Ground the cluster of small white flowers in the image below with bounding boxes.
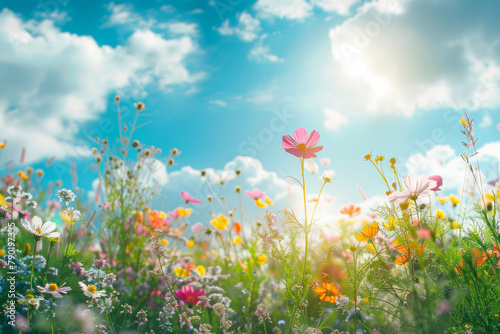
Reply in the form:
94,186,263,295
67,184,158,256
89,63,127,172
336,295,350,310
6,186,36,207
56,188,76,206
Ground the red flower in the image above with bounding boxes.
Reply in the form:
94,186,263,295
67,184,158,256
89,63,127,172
174,285,205,305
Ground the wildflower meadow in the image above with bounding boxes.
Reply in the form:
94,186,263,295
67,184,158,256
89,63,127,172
2,1,500,333
2,103,500,334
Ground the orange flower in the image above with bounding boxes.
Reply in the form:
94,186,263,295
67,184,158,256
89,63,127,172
455,260,465,275
393,240,425,265
472,248,488,267
233,222,241,234
340,203,361,216
151,216,165,230
312,282,342,303
355,222,379,242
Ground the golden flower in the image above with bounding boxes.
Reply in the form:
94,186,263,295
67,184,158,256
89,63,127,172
434,209,446,220
196,265,206,276
211,214,229,230
256,254,268,265
17,171,29,180
313,282,342,303
449,194,460,206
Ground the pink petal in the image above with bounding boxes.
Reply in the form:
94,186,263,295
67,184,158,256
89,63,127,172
281,135,297,149
306,130,320,148
284,147,306,158
293,128,309,144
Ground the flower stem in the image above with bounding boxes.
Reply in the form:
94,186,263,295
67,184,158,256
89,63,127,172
30,238,38,292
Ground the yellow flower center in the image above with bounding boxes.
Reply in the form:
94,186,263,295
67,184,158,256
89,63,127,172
48,284,58,291
35,228,42,234
25,294,34,300
297,143,307,151
87,285,97,294
188,296,196,302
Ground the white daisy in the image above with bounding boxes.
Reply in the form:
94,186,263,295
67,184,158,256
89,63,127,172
79,282,106,299
21,216,60,239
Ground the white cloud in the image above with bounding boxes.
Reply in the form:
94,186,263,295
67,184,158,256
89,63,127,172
38,10,70,24
209,100,228,107
164,21,198,36
217,11,261,42
0,9,204,164
249,35,283,63
405,142,500,193
311,0,359,15
188,9,203,15
216,12,281,63
162,156,303,217
480,112,493,127
104,2,142,26
329,0,500,116
254,0,312,20
105,3,198,37
323,108,349,131
161,5,175,13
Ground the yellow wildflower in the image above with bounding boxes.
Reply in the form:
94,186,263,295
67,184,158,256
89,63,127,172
255,199,267,208
177,208,193,217
257,254,268,265
434,209,446,220
449,194,460,206
437,197,448,204
196,265,206,276
211,214,229,230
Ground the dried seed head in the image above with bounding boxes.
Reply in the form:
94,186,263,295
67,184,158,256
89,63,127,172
134,102,145,111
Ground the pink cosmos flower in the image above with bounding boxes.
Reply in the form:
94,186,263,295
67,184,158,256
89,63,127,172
37,282,72,298
282,128,323,159
181,191,202,204
174,285,205,305
417,228,432,239
429,175,443,191
245,188,265,200
191,222,203,233
167,210,180,220
388,175,438,204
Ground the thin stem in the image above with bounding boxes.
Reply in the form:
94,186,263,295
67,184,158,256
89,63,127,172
30,238,38,292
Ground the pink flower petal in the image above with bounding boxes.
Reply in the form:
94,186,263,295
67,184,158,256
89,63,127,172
281,135,297,149
306,130,320,148
293,128,309,144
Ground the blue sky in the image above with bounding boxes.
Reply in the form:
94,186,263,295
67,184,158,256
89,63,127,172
1,0,500,216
